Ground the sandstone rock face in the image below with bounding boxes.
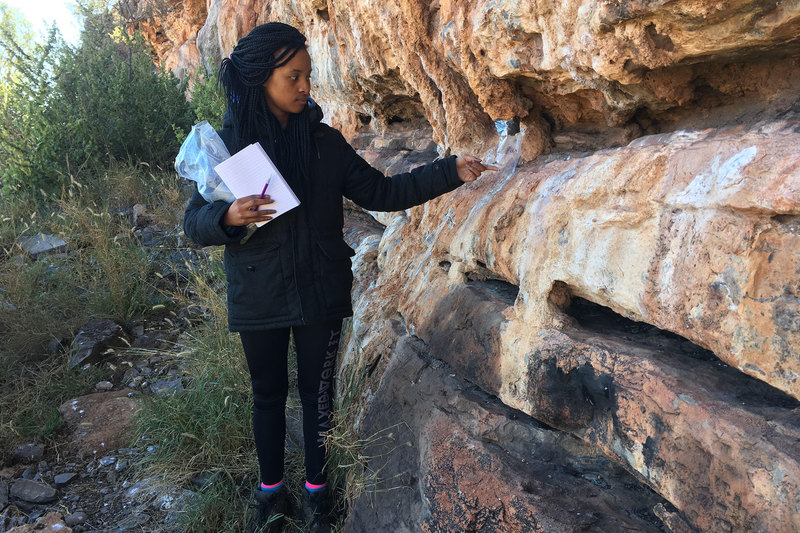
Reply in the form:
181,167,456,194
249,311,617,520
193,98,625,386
142,1,799,531
339,119,799,532
344,335,674,533
140,0,799,153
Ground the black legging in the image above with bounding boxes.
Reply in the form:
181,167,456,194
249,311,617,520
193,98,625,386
240,320,342,486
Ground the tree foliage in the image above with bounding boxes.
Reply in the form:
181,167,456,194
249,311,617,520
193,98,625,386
0,2,194,198
189,64,227,131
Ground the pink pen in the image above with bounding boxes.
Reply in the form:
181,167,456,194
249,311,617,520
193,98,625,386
260,180,270,198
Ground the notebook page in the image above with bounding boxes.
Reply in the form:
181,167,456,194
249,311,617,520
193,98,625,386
214,142,300,226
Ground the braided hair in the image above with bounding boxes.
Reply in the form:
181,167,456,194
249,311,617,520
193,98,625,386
219,23,312,196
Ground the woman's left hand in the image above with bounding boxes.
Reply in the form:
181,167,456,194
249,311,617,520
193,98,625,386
455,155,498,183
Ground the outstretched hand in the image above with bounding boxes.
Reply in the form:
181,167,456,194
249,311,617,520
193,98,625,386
222,195,277,227
455,155,498,183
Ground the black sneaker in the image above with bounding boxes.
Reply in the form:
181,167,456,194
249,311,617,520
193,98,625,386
247,485,290,533
301,485,331,533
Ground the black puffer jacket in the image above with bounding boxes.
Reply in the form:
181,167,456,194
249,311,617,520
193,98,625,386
183,103,463,331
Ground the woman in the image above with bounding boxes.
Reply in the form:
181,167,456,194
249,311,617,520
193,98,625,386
183,22,495,532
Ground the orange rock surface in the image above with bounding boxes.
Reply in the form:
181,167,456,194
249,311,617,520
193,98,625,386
138,1,800,530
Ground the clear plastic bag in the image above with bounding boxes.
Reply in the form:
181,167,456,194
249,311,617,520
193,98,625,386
175,121,236,203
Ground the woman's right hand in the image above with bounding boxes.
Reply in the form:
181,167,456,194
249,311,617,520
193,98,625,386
222,195,277,226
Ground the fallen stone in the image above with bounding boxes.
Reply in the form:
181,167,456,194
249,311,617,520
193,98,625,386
132,203,154,228
95,381,114,391
53,473,77,487
57,390,141,460
159,249,208,282
5,512,73,532
0,508,26,530
112,206,133,221
149,378,183,396
114,508,150,530
162,489,196,530
10,479,57,504
68,319,130,368
134,225,165,246
64,511,88,527
12,444,43,463
18,234,67,257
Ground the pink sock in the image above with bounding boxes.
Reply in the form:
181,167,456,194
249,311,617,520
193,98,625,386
260,479,284,492
305,480,326,492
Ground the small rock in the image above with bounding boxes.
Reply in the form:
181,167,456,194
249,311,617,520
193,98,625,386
149,378,183,396
65,511,88,527
122,367,141,380
1,505,24,529
95,381,114,391
12,444,44,463
7,511,74,532
18,233,68,257
10,479,57,504
162,489,196,531
189,472,214,489
134,362,152,375
132,204,154,228
21,468,35,480
98,456,116,467
68,318,130,368
54,473,77,487
115,460,128,471
115,509,150,529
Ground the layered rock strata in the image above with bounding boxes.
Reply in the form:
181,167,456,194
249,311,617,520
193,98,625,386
340,120,800,532
134,0,800,530
139,0,800,154
343,335,673,533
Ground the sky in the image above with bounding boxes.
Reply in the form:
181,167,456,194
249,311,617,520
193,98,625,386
3,0,81,44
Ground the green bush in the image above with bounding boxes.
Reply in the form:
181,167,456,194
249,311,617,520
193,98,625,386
0,8,194,198
190,64,227,130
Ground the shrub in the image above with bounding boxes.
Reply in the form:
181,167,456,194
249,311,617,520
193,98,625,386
0,8,194,198
190,64,227,130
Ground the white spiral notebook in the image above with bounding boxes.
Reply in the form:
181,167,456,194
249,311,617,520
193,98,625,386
214,142,300,226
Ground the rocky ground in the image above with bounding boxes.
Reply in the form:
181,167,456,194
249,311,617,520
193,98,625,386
0,208,213,533
0,314,205,533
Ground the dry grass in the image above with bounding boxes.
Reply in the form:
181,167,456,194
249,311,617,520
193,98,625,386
0,163,188,456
